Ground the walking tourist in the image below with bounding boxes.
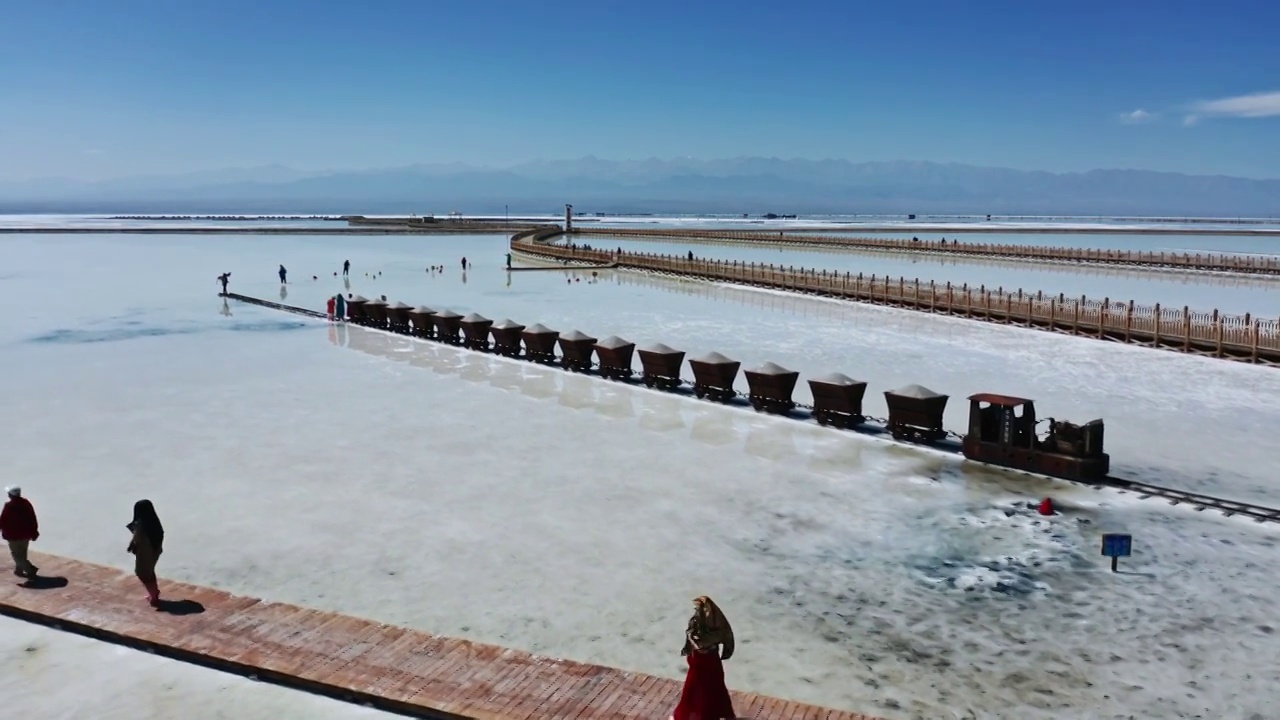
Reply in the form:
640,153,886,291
278,264,287,284
217,272,231,295
1,486,40,579
343,259,350,276
126,499,165,606
670,595,736,720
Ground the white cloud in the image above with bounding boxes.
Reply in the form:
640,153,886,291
1119,109,1156,124
1189,90,1280,120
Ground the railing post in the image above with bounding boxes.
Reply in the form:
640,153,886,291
1183,306,1191,351
1214,309,1223,357
1153,303,1162,347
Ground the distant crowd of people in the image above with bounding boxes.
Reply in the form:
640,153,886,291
215,253,543,300
3,487,167,607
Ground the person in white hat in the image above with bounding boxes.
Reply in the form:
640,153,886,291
1,486,40,579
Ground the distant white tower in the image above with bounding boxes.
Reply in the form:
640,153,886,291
565,204,573,232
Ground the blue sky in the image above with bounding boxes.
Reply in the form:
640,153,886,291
2,0,1278,181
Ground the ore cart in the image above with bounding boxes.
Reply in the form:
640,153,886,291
744,362,799,415
883,383,949,442
807,372,868,428
689,351,740,403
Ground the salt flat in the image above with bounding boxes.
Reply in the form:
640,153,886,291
1,231,1278,720
0,615,381,720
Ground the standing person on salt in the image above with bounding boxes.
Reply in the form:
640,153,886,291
670,595,737,720
126,499,165,607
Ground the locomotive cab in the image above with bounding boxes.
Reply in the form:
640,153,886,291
968,393,1038,449
962,393,1110,483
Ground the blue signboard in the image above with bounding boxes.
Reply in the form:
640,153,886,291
1101,533,1132,558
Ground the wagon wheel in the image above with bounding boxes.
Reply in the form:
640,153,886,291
750,398,763,412
694,386,706,399
815,411,830,426
643,377,655,388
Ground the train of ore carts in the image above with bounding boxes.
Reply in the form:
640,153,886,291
336,293,1112,484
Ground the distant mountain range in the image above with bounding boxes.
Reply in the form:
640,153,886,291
3,157,1279,217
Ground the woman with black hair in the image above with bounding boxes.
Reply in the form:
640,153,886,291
127,499,165,606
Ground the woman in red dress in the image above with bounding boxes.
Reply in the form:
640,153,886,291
671,595,737,720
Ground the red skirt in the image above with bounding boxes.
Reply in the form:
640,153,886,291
671,650,736,720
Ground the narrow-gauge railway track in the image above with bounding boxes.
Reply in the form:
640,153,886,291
225,292,1280,526
1101,478,1280,523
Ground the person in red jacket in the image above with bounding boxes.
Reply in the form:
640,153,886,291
1,486,40,579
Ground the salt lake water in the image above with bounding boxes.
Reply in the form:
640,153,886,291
2,229,1279,720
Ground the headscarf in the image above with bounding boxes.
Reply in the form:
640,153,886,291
132,499,164,552
682,595,735,660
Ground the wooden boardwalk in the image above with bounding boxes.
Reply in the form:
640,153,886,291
1,553,882,720
572,226,1280,275
511,230,1280,366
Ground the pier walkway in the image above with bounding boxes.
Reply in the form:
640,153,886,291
2,553,880,720
511,229,1280,367
570,227,1280,276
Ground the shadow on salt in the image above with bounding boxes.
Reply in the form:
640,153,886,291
559,372,597,411
460,353,492,384
744,421,800,462
638,392,687,434
594,384,636,420
30,317,311,345
689,407,737,447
